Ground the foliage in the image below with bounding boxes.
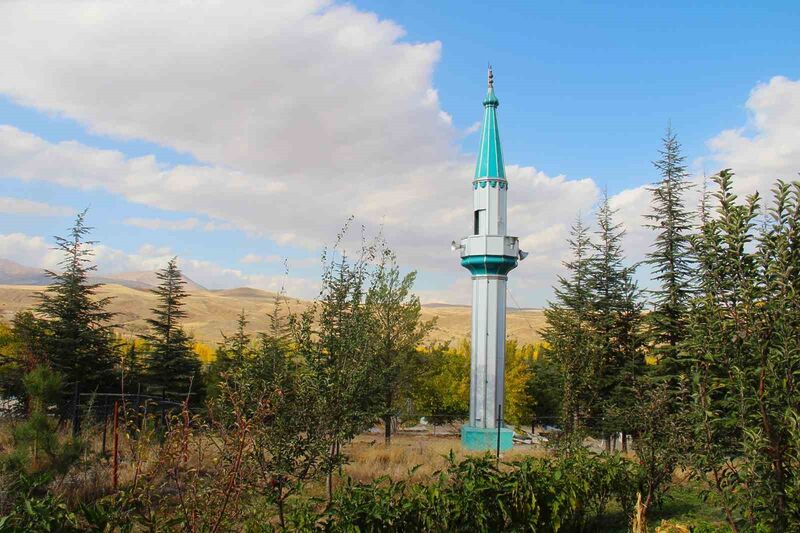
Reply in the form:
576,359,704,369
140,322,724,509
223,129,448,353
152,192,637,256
586,190,644,443
523,351,563,429
36,210,118,399
323,450,639,532
142,257,202,399
644,126,695,374
290,230,385,500
685,171,800,531
0,473,82,532
366,247,435,444
628,380,688,520
3,367,83,476
410,342,470,427
216,303,330,528
541,216,596,432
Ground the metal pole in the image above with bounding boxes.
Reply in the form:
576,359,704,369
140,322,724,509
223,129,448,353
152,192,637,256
71,382,80,437
496,403,502,463
112,400,120,491
101,398,108,456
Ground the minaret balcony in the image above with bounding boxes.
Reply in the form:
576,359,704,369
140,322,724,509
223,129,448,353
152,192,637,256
458,235,519,277
459,234,519,258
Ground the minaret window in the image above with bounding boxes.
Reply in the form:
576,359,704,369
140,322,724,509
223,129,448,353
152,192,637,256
474,209,486,235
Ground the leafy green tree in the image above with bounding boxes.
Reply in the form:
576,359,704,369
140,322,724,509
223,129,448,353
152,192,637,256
213,304,328,529
686,171,800,531
366,249,435,444
291,240,380,500
410,342,469,429
523,354,563,430
36,211,117,397
541,216,596,432
645,126,694,376
142,258,201,399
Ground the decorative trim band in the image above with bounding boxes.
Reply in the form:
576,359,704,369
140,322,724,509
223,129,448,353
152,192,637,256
460,255,518,276
473,179,508,190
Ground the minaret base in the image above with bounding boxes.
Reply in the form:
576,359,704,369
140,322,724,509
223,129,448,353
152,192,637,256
461,425,513,452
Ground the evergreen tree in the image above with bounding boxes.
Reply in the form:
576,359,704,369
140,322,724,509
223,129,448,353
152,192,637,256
37,210,117,397
644,126,694,373
586,191,642,443
366,248,435,444
541,216,595,433
142,258,201,398
119,340,145,396
207,310,251,399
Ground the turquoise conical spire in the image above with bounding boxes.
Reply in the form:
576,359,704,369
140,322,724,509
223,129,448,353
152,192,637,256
474,66,505,179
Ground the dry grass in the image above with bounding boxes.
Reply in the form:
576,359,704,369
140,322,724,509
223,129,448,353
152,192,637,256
342,431,548,484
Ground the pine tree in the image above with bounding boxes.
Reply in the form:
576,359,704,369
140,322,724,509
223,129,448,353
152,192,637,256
142,258,201,398
37,210,117,397
207,310,251,398
541,216,595,433
644,126,694,373
587,191,641,444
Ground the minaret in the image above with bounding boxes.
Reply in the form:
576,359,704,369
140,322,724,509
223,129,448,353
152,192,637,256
455,67,525,451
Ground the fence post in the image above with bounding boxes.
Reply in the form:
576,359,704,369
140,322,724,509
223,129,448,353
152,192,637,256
71,382,80,437
496,403,503,464
112,400,119,491
101,397,108,457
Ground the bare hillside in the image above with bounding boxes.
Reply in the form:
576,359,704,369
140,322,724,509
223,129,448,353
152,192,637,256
0,284,544,346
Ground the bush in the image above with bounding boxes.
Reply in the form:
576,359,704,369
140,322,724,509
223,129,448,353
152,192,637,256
322,450,639,532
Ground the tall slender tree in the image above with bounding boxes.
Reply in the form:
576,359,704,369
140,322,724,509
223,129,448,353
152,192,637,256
644,126,694,374
291,239,380,500
541,215,595,433
143,258,201,398
586,191,642,444
366,248,435,444
37,210,117,397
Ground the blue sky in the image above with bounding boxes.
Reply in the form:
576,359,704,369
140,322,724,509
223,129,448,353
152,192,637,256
0,1,798,305
358,0,800,191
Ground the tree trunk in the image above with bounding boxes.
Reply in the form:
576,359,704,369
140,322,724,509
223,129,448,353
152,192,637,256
277,491,286,529
384,414,392,445
326,441,336,503
621,431,628,453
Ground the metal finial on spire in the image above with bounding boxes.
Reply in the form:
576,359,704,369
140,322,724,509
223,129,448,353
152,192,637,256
488,64,494,88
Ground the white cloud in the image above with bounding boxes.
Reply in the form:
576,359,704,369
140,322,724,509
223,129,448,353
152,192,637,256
240,253,281,265
0,1,450,178
15,2,794,304
0,232,320,299
0,233,61,270
707,76,800,197
463,121,481,136
124,217,201,231
0,196,73,217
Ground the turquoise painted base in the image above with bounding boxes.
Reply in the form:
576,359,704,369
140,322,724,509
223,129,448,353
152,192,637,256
461,425,514,452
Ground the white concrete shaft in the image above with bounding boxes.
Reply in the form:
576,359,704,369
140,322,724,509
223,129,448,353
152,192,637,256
469,275,507,428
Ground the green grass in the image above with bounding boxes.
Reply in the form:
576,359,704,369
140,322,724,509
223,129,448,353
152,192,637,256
593,482,731,532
